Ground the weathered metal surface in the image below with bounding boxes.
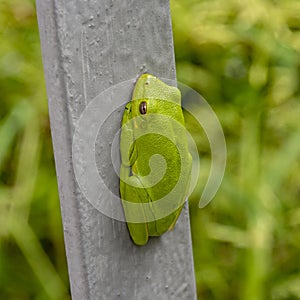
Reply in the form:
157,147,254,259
36,0,196,299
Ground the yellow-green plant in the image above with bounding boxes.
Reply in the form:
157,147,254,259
171,0,300,299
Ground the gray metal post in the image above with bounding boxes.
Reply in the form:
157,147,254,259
36,0,196,299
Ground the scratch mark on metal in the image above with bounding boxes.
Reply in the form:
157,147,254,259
81,28,88,107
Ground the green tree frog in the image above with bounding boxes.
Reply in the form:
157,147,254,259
119,74,192,245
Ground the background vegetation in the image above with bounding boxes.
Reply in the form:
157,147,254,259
1,0,300,299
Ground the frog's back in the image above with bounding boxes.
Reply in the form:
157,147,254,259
123,74,192,238
133,97,191,236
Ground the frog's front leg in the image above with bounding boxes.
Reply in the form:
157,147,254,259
120,102,149,245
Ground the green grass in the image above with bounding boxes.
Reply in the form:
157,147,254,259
0,0,300,299
0,1,69,299
171,0,300,299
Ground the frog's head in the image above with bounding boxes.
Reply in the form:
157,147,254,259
132,74,180,105
130,74,182,130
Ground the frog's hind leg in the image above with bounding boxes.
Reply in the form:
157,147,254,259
167,202,185,231
121,176,150,246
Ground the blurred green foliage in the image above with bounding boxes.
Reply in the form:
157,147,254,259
0,0,300,299
0,0,69,299
171,0,300,299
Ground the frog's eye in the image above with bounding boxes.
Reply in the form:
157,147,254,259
139,101,147,115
